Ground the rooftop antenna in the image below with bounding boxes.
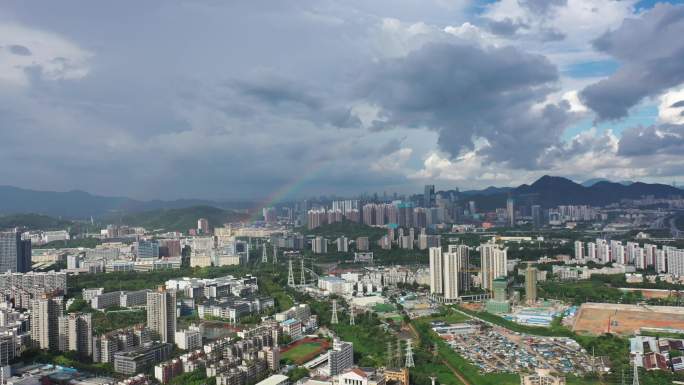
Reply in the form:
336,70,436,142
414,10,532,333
331,300,339,324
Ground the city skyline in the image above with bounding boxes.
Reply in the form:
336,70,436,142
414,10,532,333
0,1,683,200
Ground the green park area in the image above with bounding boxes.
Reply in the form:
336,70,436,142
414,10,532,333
282,341,327,364
373,303,397,313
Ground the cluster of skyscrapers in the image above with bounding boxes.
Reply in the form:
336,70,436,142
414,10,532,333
308,202,449,230
429,245,471,300
429,242,508,301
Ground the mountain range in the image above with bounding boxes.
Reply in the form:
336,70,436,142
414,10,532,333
0,185,253,219
466,175,682,211
0,176,681,220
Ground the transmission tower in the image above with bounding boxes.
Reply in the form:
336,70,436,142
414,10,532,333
429,376,437,385
273,245,278,264
331,300,338,324
349,306,355,325
386,342,394,368
405,339,414,367
395,339,402,368
300,259,306,285
287,259,295,286
262,244,268,263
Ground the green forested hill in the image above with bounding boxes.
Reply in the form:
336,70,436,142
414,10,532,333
114,205,249,232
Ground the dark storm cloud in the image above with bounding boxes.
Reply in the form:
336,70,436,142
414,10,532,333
618,124,684,156
8,44,31,55
485,18,529,36
580,3,684,120
227,73,361,129
671,100,684,108
361,42,571,168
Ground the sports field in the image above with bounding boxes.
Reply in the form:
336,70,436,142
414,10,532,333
281,338,329,364
572,302,684,335
373,303,397,313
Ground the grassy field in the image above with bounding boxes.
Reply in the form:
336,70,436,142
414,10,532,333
282,342,326,364
373,303,397,313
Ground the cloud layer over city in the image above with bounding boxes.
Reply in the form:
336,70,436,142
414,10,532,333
1,0,683,200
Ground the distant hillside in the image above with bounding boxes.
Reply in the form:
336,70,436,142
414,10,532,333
460,186,514,196
581,178,610,187
0,213,75,231
0,185,255,219
113,206,249,232
466,175,682,210
581,178,634,187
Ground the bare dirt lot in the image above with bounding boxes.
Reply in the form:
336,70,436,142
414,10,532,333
572,303,684,335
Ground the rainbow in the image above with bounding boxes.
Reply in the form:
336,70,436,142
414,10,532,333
248,161,328,222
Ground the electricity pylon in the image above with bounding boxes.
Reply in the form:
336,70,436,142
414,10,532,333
405,339,414,367
287,259,295,286
331,300,338,324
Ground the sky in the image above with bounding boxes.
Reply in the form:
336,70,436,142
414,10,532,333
1,0,684,201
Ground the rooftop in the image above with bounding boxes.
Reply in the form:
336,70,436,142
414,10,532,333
255,374,289,385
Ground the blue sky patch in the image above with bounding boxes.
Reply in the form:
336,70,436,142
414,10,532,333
564,104,659,140
562,60,620,79
635,0,684,12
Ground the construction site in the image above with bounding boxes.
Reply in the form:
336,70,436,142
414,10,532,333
571,302,684,336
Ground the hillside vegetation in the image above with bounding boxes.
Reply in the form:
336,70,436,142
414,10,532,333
112,205,249,232
0,213,74,230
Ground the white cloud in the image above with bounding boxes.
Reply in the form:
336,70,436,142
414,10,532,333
658,88,684,125
351,102,385,128
0,23,91,86
443,22,497,45
372,17,445,58
481,0,636,66
562,90,589,113
371,147,413,173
